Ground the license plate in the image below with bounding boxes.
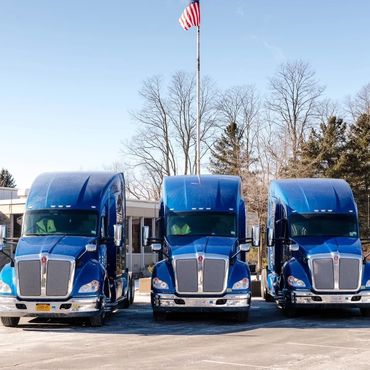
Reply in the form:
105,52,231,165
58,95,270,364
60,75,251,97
326,296,346,303
36,304,51,312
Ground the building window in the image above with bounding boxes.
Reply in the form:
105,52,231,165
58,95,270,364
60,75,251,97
144,218,153,253
132,217,141,253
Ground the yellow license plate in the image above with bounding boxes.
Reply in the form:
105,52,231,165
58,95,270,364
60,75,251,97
36,304,51,312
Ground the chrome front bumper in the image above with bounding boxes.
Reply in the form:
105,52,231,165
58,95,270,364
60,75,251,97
152,293,251,312
0,296,101,318
292,290,370,306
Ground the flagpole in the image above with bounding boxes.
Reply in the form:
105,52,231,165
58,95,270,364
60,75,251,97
196,24,201,176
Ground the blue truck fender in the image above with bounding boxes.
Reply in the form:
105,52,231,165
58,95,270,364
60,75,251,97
228,260,251,292
152,260,175,293
361,261,370,289
72,259,107,297
283,258,311,290
0,264,16,296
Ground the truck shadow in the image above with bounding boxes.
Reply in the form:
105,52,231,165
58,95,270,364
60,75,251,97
18,300,370,335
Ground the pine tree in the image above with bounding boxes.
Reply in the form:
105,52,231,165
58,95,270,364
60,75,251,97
337,114,370,235
209,122,244,176
0,168,16,188
299,116,347,178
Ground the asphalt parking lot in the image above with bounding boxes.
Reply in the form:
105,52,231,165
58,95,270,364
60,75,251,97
1,295,370,370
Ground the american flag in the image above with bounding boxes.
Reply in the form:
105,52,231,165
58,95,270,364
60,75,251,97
179,0,200,31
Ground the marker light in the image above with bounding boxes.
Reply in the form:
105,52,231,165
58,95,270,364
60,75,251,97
287,275,306,288
232,278,249,290
78,280,100,293
0,281,11,294
153,277,169,290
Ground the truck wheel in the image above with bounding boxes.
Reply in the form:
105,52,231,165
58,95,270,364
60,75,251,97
261,269,274,302
122,279,132,309
129,278,135,305
1,317,20,327
234,311,249,322
89,311,105,327
360,308,370,317
153,310,167,321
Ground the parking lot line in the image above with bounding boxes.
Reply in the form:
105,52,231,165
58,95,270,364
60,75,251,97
286,342,364,351
202,360,271,368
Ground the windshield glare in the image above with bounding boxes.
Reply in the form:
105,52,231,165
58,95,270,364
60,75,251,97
167,212,236,237
290,213,358,238
23,210,98,237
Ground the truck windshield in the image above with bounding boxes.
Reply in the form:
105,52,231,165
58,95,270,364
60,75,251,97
23,210,98,237
167,212,236,237
290,213,358,238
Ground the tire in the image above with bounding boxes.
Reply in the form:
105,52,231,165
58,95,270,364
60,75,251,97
122,278,132,309
153,310,167,321
89,294,107,327
1,317,20,327
89,311,105,327
261,269,274,302
360,308,370,317
234,310,249,322
129,278,135,305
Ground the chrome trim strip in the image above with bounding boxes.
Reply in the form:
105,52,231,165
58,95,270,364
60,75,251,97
292,290,370,305
0,296,99,317
15,254,75,299
153,293,250,308
172,253,229,295
308,253,362,293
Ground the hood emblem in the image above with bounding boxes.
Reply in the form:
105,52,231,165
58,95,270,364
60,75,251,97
333,254,339,264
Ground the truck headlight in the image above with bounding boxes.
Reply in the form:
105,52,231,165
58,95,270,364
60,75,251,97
287,275,306,288
0,281,11,294
78,280,100,293
152,277,169,290
232,278,249,290
366,280,370,288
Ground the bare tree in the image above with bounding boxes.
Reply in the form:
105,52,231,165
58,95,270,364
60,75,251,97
120,72,218,199
266,60,324,164
347,83,370,121
215,85,260,174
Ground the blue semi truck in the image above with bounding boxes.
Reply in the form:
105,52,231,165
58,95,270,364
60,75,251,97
261,178,370,316
146,175,259,321
0,172,134,327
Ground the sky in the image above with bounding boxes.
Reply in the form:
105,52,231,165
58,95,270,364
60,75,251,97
1,0,370,189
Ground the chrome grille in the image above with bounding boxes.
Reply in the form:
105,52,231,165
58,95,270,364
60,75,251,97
175,259,198,293
18,260,41,296
46,260,71,296
203,259,225,292
16,255,75,298
174,255,228,295
339,258,360,290
310,254,361,292
312,258,334,290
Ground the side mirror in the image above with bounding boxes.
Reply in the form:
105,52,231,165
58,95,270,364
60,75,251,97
239,243,250,253
251,225,260,247
142,225,150,247
113,224,123,247
289,242,299,252
266,227,274,247
85,244,97,252
151,243,162,252
0,225,6,249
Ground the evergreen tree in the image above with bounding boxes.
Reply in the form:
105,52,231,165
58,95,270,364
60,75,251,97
0,168,16,188
209,122,244,176
299,116,347,178
337,114,370,235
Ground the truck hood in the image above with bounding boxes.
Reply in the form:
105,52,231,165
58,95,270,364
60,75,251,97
166,235,237,258
15,235,95,259
294,236,362,257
